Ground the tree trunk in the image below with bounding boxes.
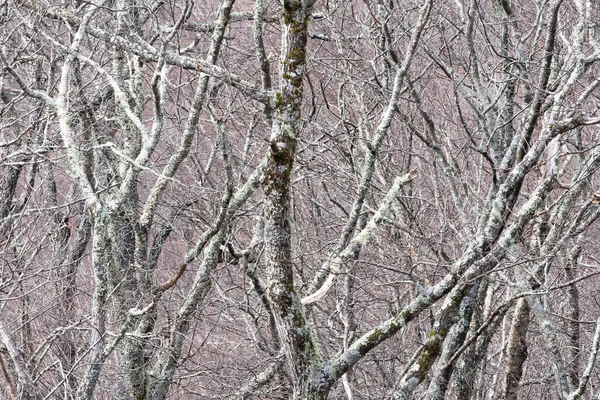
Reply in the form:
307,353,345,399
503,298,531,400
262,1,325,398
426,284,480,399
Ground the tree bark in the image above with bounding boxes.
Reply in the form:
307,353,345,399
262,1,324,398
503,298,531,400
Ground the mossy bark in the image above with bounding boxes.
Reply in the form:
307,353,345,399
393,284,466,400
503,298,531,400
262,2,324,399
426,284,479,399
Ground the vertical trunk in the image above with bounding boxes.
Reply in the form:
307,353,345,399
535,300,571,399
340,258,359,400
453,281,495,400
262,1,323,398
565,245,582,388
502,298,531,400
78,211,111,400
119,214,149,400
0,88,26,226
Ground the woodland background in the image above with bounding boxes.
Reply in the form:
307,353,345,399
2,0,600,399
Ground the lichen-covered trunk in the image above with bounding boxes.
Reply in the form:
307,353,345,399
453,281,495,400
502,298,531,400
566,246,582,389
393,283,470,400
262,1,324,399
78,210,111,400
426,284,479,400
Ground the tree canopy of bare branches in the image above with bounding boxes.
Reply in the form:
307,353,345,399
3,0,600,399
